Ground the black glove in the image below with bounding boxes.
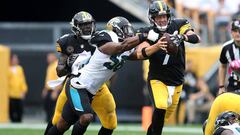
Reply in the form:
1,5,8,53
67,54,79,67
170,34,185,46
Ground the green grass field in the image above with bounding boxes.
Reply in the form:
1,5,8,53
0,124,203,135
0,129,202,135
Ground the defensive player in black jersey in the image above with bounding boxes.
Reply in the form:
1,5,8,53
218,19,240,94
133,1,201,135
45,11,118,135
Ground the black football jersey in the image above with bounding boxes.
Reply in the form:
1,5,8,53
219,40,240,91
56,34,95,56
137,18,193,85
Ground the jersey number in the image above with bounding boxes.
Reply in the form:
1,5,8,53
103,55,127,71
163,54,170,65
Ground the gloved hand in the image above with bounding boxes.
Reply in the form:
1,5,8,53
169,34,185,46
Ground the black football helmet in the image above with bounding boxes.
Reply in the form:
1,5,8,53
215,111,240,129
70,11,95,40
148,0,171,31
106,16,135,41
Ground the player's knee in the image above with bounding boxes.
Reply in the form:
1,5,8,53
80,113,93,126
56,117,71,132
104,112,117,129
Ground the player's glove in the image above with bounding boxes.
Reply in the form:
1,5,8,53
67,54,79,67
169,34,185,46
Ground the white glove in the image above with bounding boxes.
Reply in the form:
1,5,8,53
147,30,159,42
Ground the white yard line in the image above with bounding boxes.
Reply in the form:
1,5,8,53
0,123,202,133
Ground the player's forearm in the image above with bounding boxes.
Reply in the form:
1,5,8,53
136,44,160,60
218,64,227,86
120,33,147,52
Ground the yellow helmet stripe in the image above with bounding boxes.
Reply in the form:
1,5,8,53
157,1,163,12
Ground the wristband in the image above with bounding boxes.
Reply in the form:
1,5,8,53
138,33,147,43
141,47,148,58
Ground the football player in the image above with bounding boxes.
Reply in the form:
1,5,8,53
48,16,167,135
204,59,240,135
214,111,240,135
203,111,240,135
132,1,201,135
45,11,117,135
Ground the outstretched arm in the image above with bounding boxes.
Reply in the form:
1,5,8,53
99,34,147,55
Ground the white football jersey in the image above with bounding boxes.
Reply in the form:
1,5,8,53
73,30,134,95
222,123,240,135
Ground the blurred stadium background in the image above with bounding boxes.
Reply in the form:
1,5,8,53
1,0,239,134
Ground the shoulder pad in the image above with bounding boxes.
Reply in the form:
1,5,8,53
90,30,118,47
56,34,75,53
172,18,193,34
57,34,75,46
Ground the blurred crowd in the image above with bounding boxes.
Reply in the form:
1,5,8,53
148,0,240,44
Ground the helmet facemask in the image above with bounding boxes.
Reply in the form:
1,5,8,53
148,1,171,32
106,16,135,42
214,111,240,129
149,12,171,32
115,25,135,41
70,11,96,40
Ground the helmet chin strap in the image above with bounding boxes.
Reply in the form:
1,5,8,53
156,24,168,31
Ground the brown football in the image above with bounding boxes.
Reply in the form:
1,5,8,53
163,33,178,55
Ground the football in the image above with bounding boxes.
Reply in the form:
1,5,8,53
163,33,178,55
